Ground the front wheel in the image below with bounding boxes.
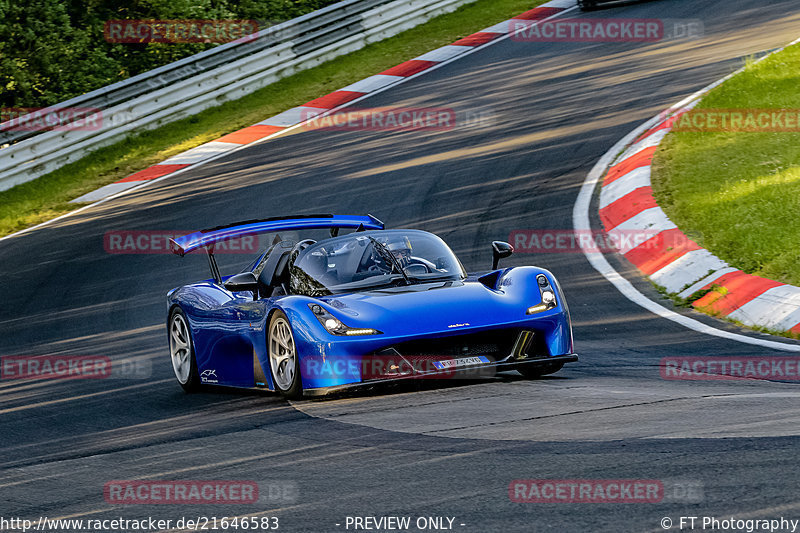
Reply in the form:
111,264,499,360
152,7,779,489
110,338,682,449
268,310,303,399
517,361,564,379
169,308,200,392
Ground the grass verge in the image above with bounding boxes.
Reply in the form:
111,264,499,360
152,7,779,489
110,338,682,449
652,42,800,287
0,0,549,237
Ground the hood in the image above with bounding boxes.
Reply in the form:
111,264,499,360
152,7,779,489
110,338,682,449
318,280,532,336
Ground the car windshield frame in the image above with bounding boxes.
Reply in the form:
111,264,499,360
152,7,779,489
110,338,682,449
289,229,466,296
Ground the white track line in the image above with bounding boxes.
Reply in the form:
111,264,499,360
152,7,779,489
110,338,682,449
573,44,800,352
0,3,577,244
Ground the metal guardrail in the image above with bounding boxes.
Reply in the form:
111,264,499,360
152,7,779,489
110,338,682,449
0,0,477,192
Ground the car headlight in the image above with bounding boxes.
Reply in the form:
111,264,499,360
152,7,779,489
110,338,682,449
541,290,556,306
526,274,557,315
309,304,382,336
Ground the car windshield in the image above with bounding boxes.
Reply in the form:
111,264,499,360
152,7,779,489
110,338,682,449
290,230,465,296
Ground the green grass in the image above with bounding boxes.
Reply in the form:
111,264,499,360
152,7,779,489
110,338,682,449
652,42,800,286
0,0,549,237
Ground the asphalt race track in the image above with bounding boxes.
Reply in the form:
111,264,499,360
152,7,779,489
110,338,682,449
3,1,800,531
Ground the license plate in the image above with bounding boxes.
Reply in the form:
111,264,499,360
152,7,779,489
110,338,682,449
432,355,490,370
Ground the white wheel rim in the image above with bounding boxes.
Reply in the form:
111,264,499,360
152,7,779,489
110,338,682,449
269,317,297,390
169,313,192,384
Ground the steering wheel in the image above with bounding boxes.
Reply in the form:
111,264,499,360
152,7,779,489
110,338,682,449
289,239,317,260
358,241,388,273
403,263,430,276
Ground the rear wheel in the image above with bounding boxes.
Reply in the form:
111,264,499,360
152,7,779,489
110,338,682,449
169,308,200,392
517,361,564,379
268,310,303,399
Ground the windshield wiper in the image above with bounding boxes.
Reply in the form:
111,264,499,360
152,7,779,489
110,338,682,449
368,237,411,286
336,274,407,291
407,274,458,282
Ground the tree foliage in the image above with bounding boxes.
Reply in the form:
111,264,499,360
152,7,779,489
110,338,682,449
0,0,338,108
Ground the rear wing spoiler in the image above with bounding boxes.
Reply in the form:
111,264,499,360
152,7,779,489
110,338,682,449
169,213,384,257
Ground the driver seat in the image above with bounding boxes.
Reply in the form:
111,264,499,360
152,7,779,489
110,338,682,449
256,241,294,298
269,239,317,296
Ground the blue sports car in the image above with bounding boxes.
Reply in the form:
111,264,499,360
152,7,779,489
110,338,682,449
167,214,577,399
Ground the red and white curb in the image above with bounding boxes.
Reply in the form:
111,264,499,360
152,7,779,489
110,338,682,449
595,47,800,337
72,0,573,204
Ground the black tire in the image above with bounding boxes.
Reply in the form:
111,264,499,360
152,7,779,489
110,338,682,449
517,361,565,379
578,0,597,11
168,307,201,392
268,310,303,399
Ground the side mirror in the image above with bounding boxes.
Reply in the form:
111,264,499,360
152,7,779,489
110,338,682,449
224,272,259,296
491,241,514,270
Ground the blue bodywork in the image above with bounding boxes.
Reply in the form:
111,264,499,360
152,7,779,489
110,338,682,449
167,215,576,395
